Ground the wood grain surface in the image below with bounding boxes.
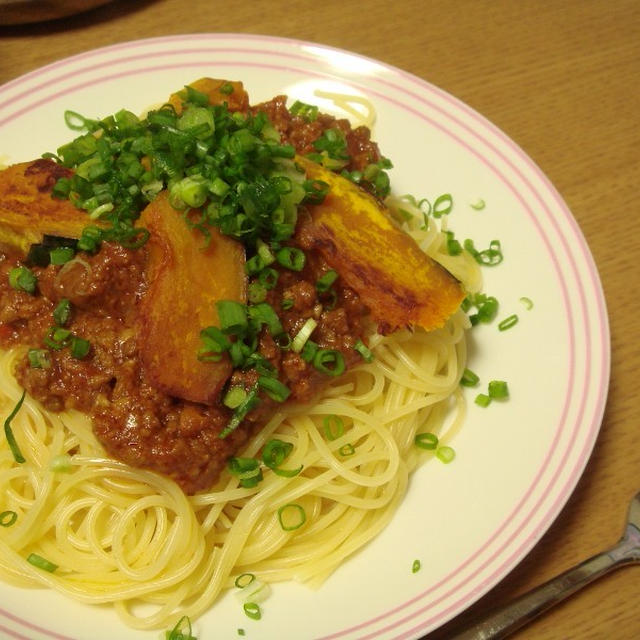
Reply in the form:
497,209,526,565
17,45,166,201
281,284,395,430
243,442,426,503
1,1,639,638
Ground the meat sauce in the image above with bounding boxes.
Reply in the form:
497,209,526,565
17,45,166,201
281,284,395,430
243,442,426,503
0,102,377,494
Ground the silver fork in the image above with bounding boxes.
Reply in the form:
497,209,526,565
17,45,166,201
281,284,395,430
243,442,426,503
451,490,640,639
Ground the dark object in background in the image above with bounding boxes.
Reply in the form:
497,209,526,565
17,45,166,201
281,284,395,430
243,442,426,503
0,0,113,25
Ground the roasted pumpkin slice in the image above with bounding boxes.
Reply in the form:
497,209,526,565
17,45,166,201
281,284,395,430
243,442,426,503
168,78,249,114
137,192,246,405
0,159,95,253
295,156,465,334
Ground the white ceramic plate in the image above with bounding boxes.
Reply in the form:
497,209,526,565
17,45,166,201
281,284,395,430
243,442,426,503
0,35,609,640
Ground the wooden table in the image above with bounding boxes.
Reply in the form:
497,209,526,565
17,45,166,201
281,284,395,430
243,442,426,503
1,1,638,638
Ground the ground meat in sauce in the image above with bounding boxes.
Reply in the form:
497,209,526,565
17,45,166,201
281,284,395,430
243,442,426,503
0,97,374,495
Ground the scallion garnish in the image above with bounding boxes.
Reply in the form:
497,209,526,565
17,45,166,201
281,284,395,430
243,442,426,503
475,393,491,407
165,615,197,640
470,199,486,210
414,432,438,450
243,602,262,621
436,446,455,464
27,553,58,573
323,415,344,441
50,454,72,473
520,296,534,310
4,390,26,463
234,573,256,589
8,266,37,294
257,376,291,403
228,457,263,488
316,269,338,293
275,246,305,271
412,559,421,573
431,193,453,218
488,380,509,399
219,386,260,439
27,348,51,369
464,238,504,266
338,443,356,456
0,511,17,527
498,314,519,331
313,349,345,376
291,318,317,353
460,368,480,387
262,439,302,477
53,299,72,326
70,336,91,359
290,100,319,122
277,503,306,531
49,246,75,265
353,339,373,363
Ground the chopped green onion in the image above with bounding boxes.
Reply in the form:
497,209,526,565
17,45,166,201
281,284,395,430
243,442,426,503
316,269,338,293
488,380,509,399
290,100,319,122
262,439,302,477
243,602,262,620
165,615,197,640
277,503,306,531
498,314,519,331
412,559,421,573
257,376,291,403
520,296,534,310
470,199,486,210
414,432,439,450
432,193,453,218
27,348,51,369
50,454,72,473
281,297,294,311
235,573,256,589
291,318,317,353
313,349,345,376
219,82,234,95
323,415,344,441
70,336,91,359
258,267,279,290
460,368,480,387
353,339,374,363
475,393,491,408
445,231,463,256
4,390,26,463
238,630,246,637
464,238,504,266
228,457,263,488
216,300,249,335
300,339,318,363
276,246,305,271
49,246,75,265
44,326,71,350
53,299,72,326
248,302,283,337
436,446,456,464
219,386,260,438
223,386,248,409
8,266,37,294
339,443,356,456
27,553,58,573
0,511,17,527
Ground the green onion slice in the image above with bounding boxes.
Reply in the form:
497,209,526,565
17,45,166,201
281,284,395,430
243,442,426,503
323,415,344,441
277,503,306,531
8,266,37,294
412,559,421,573
414,432,439,450
498,314,518,331
27,553,58,573
4,390,26,463
520,296,534,310
243,602,262,620
436,446,456,464
53,299,72,326
234,573,256,589
165,615,196,640
353,339,374,363
475,393,491,408
488,380,509,399
313,349,345,376
460,368,480,387
339,443,356,456
291,318,317,353
0,511,17,527
262,439,302,477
